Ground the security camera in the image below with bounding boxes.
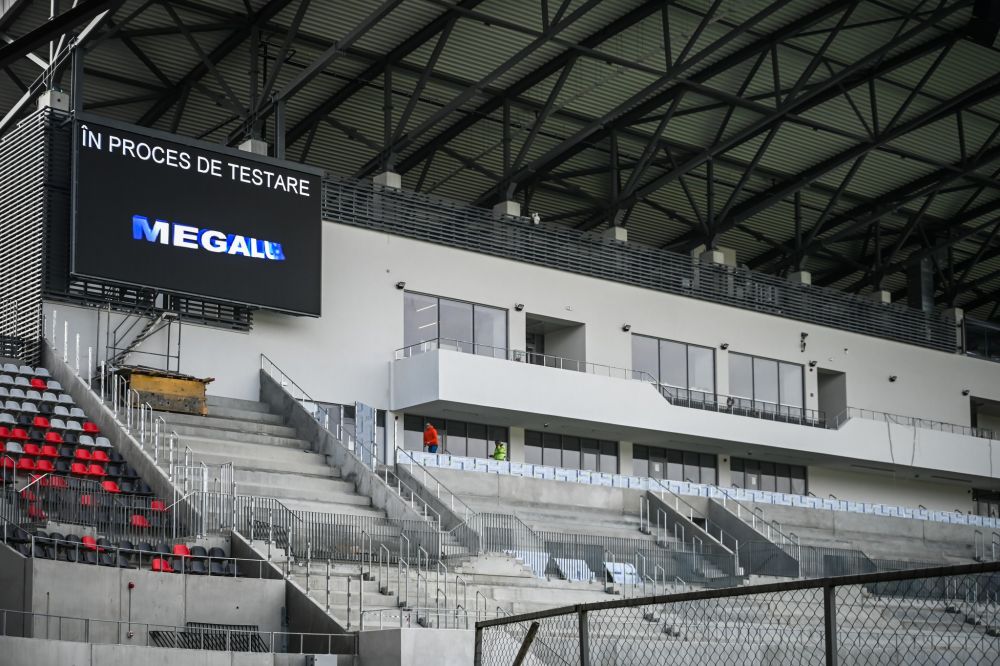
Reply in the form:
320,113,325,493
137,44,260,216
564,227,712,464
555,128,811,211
531,212,541,225
808,361,817,368
962,389,971,396
888,375,898,383
719,343,729,350
395,281,406,290
622,324,631,332
514,303,524,312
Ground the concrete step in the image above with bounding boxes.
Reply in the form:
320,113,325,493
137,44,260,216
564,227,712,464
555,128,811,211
177,428,308,449
245,486,373,508
183,436,317,461
204,404,284,423
232,467,343,489
191,451,332,477
280,497,384,518
156,411,293,435
207,395,273,412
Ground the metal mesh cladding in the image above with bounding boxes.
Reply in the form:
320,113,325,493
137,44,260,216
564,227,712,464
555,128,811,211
475,563,1000,665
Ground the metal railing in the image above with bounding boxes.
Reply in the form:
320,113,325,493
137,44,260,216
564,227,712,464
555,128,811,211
360,606,509,631
325,175,956,352
475,561,1000,666
832,406,997,440
656,385,827,427
0,607,356,654
260,354,442,530
394,338,652,381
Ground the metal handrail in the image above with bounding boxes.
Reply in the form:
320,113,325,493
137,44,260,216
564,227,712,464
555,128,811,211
394,337,654,382
0,606,355,654
832,406,996,440
260,354,442,530
716,486,800,548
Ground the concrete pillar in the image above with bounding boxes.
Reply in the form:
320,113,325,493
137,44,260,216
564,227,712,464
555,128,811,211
508,427,526,463
602,226,628,242
37,89,70,112
716,347,730,398
868,290,892,305
787,271,812,285
944,307,964,351
492,200,521,218
618,441,633,476
374,171,402,189
717,455,732,488
238,138,268,155
509,308,527,354
692,245,737,267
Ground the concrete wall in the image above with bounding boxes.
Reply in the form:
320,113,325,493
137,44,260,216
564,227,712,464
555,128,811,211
27,558,285,639
0,635,308,665
45,223,1000,422
806,467,972,511
357,628,473,666
544,324,586,362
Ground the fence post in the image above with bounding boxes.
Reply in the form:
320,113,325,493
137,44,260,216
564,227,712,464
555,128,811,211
579,609,590,666
823,583,838,666
474,626,483,666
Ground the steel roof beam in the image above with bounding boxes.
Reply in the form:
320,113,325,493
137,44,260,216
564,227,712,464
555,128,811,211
0,0,119,71
137,0,296,126
284,0,488,148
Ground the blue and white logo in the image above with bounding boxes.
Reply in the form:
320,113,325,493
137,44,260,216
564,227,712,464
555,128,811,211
132,215,285,261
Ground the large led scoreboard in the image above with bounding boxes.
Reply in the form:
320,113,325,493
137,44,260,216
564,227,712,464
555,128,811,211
71,116,323,316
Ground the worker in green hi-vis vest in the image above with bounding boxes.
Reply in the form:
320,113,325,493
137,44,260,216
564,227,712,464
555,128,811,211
491,439,507,461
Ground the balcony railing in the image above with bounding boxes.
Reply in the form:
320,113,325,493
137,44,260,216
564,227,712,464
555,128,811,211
394,337,652,381
832,407,996,440
655,385,826,428
964,318,1000,364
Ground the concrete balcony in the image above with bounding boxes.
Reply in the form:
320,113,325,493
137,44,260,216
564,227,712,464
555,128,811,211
390,347,1000,483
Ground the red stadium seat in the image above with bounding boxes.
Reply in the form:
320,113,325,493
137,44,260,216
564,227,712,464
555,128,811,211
9,428,27,442
2,456,15,472
100,480,121,494
130,514,151,529
82,422,99,434
151,557,173,573
80,494,94,507
74,448,91,461
86,464,105,477
82,536,100,551
149,499,167,512
70,462,88,475
44,431,63,445
0,427,7,439
31,416,49,429
91,450,110,464
35,459,54,473
172,544,191,558
16,457,35,472
27,504,46,521
39,445,58,458
29,378,46,390
23,443,40,456
49,475,68,489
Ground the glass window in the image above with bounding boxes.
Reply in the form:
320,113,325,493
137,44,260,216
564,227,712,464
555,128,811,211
700,453,716,485
439,299,473,352
467,423,488,459
659,340,687,389
731,457,744,489
729,354,753,399
403,414,424,451
683,451,700,484
542,433,561,467
744,459,759,489
775,464,791,494
632,445,649,477
791,466,807,495
753,358,778,404
447,421,467,457
581,439,599,472
631,336,659,382
666,449,683,481
648,447,665,479
779,362,804,408
688,346,715,394
525,431,543,464
474,305,507,357
562,437,581,470
760,461,776,492
403,293,438,349
600,441,618,474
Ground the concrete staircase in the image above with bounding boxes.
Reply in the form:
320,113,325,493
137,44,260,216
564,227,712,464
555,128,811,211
158,396,380,517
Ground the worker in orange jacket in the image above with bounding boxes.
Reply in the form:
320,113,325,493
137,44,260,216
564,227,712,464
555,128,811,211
423,422,439,454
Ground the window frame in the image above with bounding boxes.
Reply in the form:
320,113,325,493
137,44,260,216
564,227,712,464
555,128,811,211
403,290,509,354
631,333,717,397
728,351,805,410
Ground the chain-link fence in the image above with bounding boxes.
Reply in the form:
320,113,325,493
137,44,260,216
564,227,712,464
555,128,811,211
476,562,1000,665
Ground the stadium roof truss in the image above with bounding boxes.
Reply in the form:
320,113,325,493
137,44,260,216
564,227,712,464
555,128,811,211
3,0,1000,322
